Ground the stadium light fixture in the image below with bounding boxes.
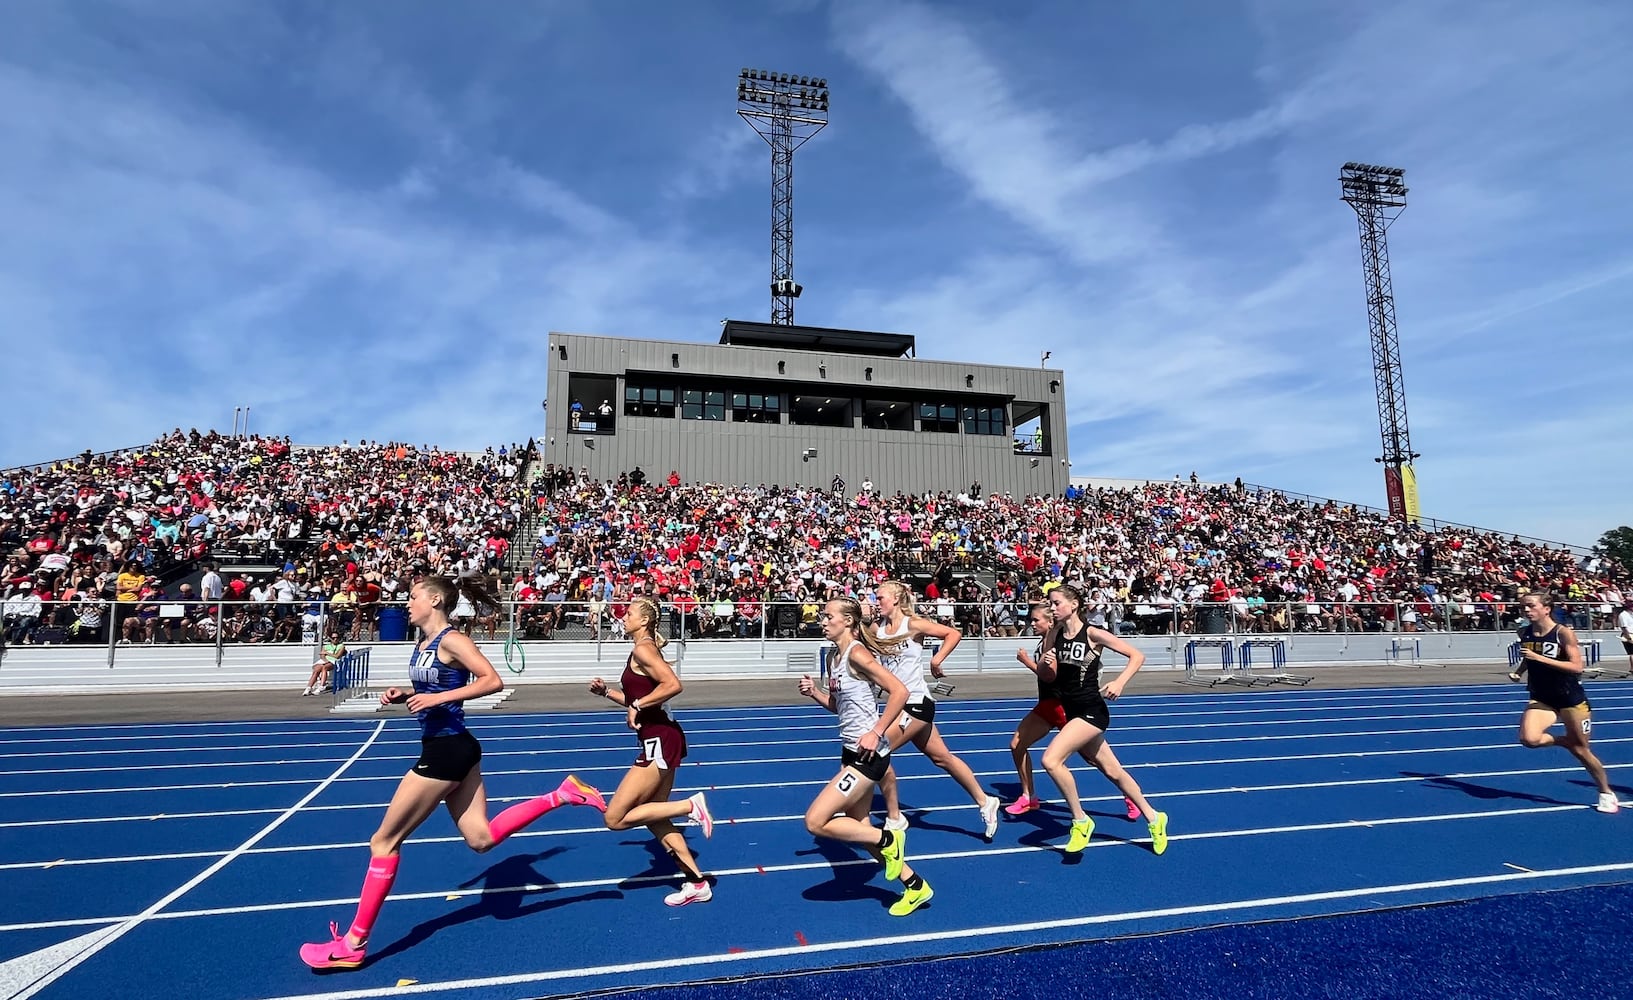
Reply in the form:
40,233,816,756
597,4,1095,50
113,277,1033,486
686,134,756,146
738,67,830,324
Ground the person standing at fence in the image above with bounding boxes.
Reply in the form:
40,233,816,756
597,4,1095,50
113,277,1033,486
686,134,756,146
1508,591,1619,814
587,596,716,907
798,597,934,916
298,576,607,971
1005,602,1139,822
871,580,1002,842
1037,583,1168,855
1619,598,1633,674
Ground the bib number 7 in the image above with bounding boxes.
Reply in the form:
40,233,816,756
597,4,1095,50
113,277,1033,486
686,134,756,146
643,736,667,770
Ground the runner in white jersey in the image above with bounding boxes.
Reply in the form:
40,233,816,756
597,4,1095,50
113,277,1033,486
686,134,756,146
873,580,1002,843
798,597,935,917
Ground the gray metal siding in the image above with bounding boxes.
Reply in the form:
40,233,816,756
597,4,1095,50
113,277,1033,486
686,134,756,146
541,332,1070,496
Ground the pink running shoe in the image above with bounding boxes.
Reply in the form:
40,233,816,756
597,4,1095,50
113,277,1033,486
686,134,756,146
687,792,714,838
1004,795,1039,816
1125,798,1140,821
558,775,607,813
299,922,366,971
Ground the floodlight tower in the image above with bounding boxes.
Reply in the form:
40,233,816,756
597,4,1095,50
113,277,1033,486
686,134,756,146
737,68,829,325
1340,162,1420,522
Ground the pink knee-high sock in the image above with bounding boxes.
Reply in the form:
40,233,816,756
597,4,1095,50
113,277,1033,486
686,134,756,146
348,855,400,942
488,790,565,845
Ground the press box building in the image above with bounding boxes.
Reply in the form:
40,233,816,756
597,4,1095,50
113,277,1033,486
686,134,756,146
540,320,1070,497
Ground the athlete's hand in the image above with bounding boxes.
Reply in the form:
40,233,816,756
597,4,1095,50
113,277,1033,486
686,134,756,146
929,660,946,679
380,687,407,706
588,677,607,697
856,728,882,756
1520,648,1544,663
1100,679,1126,702
798,675,817,698
405,692,443,713
625,706,639,731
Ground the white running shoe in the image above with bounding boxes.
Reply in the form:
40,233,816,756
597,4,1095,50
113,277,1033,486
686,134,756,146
687,792,714,838
664,880,713,907
883,814,909,832
980,795,1000,839
1596,792,1620,814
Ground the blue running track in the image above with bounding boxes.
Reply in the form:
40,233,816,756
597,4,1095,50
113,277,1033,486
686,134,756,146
1,681,1629,1000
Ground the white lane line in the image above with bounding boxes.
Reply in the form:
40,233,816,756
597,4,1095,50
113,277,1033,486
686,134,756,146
16,697,1633,762
6,714,1628,781
2,759,1623,833
252,859,1633,1000
6,760,1627,873
8,732,1633,803
6,798,1627,938
5,720,387,1000
0,681,1579,743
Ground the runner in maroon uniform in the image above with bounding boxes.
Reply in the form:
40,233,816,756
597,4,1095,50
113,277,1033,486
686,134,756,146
589,597,716,906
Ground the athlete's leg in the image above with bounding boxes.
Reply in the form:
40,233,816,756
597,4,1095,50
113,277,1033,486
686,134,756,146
1009,711,1053,803
1558,708,1614,798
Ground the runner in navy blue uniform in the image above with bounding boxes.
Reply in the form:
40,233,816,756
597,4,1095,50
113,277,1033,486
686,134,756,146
1006,602,1139,821
799,597,933,916
1037,583,1168,855
300,576,605,971
589,597,716,906
1509,591,1619,813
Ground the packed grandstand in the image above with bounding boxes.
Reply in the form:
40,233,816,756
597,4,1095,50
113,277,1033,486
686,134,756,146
2,429,1628,648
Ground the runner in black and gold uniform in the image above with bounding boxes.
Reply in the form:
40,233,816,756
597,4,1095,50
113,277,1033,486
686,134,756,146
1037,583,1168,855
1509,592,1619,814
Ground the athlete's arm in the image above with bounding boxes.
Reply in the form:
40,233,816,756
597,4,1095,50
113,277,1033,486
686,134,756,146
588,676,628,708
850,648,908,755
1521,627,1586,674
798,674,836,713
404,631,503,713
1088,626,1146,701
1016,648,1040,672
911,616,960,678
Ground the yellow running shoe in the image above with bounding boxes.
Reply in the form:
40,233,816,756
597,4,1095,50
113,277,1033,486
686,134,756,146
889,879,933,917
879,828,906,882
1063,817,1095,854
1148,811,1169,855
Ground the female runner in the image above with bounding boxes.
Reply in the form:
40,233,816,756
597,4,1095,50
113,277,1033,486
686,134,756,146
1005,602,1139,821
799,597,934,916
588,597,717,906
300,576,605,970
871,580,1001,843
1037,583,1168,855
1508,591,1618,813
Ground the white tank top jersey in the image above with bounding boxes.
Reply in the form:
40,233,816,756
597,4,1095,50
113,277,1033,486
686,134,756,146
875,616,930,703
831,640,890,755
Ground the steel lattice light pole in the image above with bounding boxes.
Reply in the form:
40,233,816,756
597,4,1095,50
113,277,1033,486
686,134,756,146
1340,162,1421,522
738,68,829,326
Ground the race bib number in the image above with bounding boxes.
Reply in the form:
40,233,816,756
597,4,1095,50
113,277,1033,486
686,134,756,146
643,736,667,770
837,772,857,794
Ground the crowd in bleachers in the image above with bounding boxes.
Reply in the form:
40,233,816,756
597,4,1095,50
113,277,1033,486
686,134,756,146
512,474,1631,641
4,431,1629,647
1,430,524,646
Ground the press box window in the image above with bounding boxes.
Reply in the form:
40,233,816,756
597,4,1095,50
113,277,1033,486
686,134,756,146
682,390,725,421
918,403,960,434
963,406,1005,436
624,385,676,419
731,392,781,423
568,374,617,433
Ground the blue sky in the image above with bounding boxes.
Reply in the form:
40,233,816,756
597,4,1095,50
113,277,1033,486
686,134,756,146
2,0,1630,545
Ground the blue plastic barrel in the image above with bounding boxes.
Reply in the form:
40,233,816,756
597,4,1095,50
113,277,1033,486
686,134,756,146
378,607,409,642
